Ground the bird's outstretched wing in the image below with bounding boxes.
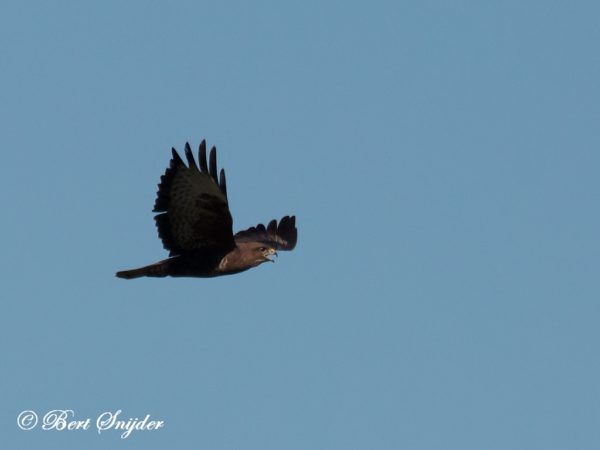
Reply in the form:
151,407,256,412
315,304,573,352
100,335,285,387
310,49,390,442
234,216,297,251
153,141,236,256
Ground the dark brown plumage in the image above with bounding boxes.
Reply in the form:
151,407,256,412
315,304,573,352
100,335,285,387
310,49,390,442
116,140,297,279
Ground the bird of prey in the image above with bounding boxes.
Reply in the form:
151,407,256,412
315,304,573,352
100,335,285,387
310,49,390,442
116,140,297,279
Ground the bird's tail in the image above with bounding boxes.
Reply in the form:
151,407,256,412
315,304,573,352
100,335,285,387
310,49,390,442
116,261,169,279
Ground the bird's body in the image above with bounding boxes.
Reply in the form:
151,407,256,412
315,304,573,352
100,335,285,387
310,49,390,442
116,140,297,279
117,243,277,279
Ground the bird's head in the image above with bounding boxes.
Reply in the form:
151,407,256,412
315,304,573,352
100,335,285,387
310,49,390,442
252,244,278,264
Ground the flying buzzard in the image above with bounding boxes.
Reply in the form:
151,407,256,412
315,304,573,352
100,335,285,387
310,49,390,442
116,140,297,279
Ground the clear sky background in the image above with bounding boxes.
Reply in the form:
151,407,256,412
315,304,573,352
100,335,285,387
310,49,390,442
1,1,599,449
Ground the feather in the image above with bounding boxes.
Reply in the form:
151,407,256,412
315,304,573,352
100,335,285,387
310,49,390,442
184,142,198,170
209,146,218,183
219,169,228,199
199,140,208,173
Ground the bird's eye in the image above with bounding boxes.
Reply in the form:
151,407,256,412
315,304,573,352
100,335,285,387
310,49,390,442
259,247,267,252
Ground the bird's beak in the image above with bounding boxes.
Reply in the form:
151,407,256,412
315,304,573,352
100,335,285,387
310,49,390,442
266,250,278,262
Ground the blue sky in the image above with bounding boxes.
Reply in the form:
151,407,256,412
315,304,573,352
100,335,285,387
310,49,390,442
1,1,599,449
